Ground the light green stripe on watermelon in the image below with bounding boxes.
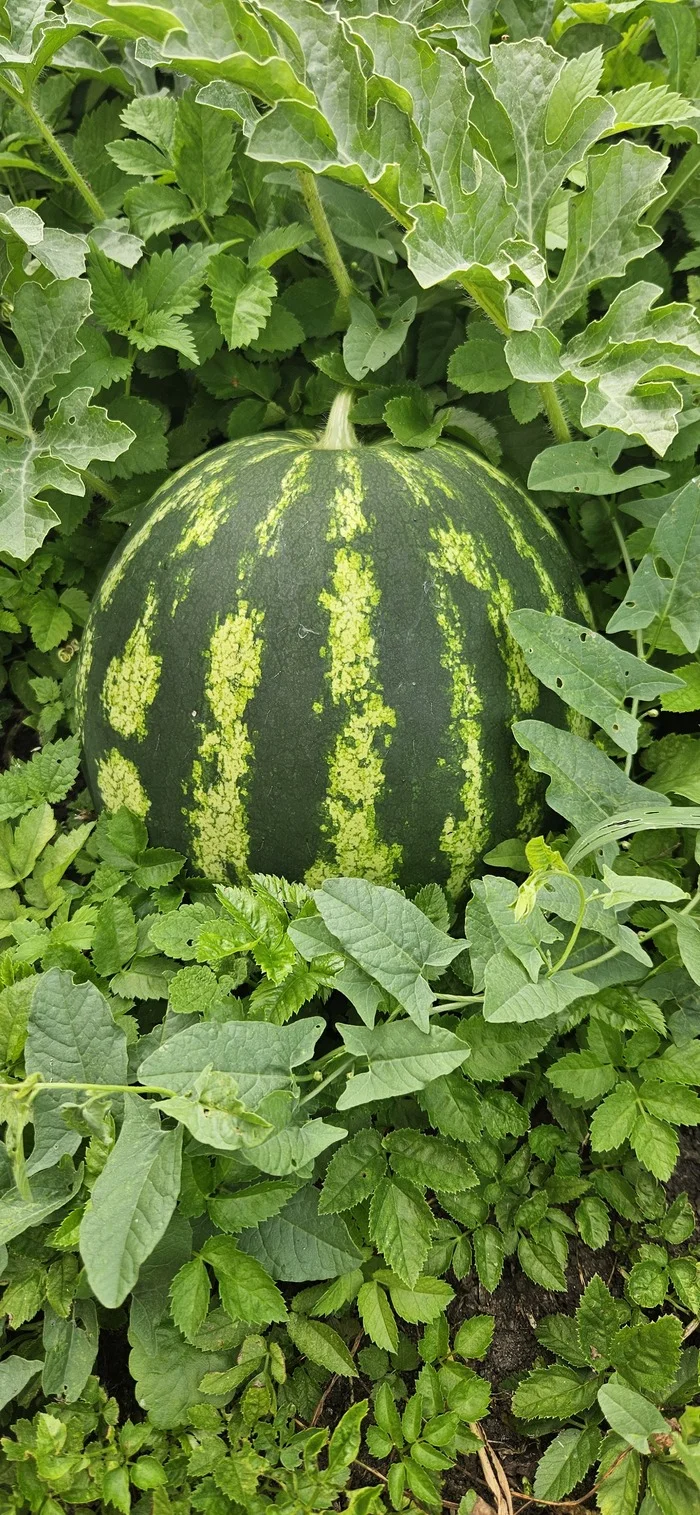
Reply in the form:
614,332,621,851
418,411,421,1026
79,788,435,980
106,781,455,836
254,452,312,556
96,749,149,816
74,616,94,730
430,571,489,898
102,585,161,741
306,452,400,884
189,600,265,880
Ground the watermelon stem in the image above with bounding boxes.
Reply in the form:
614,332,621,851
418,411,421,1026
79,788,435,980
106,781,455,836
317,390,359,450
539,381,572,444
297,169,354,303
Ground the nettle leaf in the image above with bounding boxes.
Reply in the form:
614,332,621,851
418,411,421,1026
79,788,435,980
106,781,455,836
534,1425,602,1503
383,1128,476,1192
369,1176,435,1287
509,611,682,754
201,1236,287,1324
208,254,277,349
169,1257,211,1341
337,1020,470,1108
513,1365,598,1421
318,1128,386,1214
79,1096,183,1309
315,879,463,1032
286,1312,358,1378
357,1279,398,1353
607,477,700,653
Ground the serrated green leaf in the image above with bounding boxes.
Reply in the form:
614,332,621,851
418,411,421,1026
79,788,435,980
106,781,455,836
169,1257,211,1341
319,1128,386,1213
286,1311,358,1377
357,1280,398,1353
369,1177,435,1287
534,1425,602,1502
201,1236,286,1324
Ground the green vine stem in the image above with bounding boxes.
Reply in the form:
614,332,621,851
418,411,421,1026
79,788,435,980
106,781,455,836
0,78,105,224
539,379,572,444
297,169,353,302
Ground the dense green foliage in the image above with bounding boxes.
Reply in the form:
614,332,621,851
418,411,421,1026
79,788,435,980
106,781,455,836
2,0,700,1511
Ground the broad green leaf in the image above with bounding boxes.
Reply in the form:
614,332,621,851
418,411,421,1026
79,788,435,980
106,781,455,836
509,611,681,753
0,1163,83,1245
319,1128,386,1213
357,1280,398,1353
286,1312,358,1378
483,950,596,1023
41,1300,99,1403
237,1184,363,1280
138,1016,324,1106
369,1176,435,1286
336,1020,470,1108
527,433,667,495
456,1013,554,1082
482,38,612,246
607,478,700,652
604,81,700,134
201,1236,286,1324
647,1461,700,1515
80,1096,183,1308
0,1354,42,1412
156,1070,272,1154
675,915,700,985
343,296,416,380
534,1425,602,1502
315,879,463,1032
327,1399,368,1474
596,1436,641,1515
513,720,667,836
630,1107,679,1182
541,141,665,325
566,283,700,455
518,1233,567,1292
42,387,134,469
598,867,687,909
25,968,128,1087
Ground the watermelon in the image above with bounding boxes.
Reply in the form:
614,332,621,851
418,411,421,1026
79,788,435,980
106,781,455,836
78,394,588,896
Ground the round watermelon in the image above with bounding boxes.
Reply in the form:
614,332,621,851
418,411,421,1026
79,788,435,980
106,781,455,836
78,395,588,896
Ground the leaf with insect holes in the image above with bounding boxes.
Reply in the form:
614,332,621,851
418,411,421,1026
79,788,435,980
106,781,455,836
508,611,682,754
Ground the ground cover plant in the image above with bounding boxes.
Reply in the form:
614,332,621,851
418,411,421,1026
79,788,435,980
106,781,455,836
2,0,700,1510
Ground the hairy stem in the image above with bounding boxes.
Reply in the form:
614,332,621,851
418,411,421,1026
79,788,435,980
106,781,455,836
539,380,572,443
0,77,106,223
297,169,354,301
